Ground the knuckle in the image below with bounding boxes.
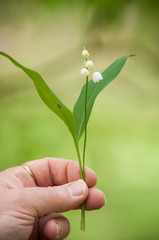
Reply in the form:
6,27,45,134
43,157,52,162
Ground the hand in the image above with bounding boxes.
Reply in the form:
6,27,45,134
0,157,106,240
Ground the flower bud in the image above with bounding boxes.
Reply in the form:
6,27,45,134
85,60,94,69
80,68,89,77
82,49,89,58
92,72,103,83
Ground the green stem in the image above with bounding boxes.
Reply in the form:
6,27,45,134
81,202,85,231
81,75,88,231
82,75,88,178
74,139,82,176
74,138,85,231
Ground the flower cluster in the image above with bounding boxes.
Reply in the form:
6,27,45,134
80,48,103,83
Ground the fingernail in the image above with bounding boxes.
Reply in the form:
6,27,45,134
55,222,63,239
67,179,86,196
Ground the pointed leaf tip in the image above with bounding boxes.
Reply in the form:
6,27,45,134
0,51,77,143
129,54,136,57
73,55,130,140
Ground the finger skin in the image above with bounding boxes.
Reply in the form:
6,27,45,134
75,188,106,211
39,214,70,240
1,158,97,189
3,180,88,217
0,158,105,213
26,158,97,187
0,158,106,240
85,188,106,210
0,180,87,240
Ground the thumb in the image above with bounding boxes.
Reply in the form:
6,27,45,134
17,180,88,217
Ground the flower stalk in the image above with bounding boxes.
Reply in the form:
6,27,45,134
80,47,103,231
83,75,88,180
80,74,88,231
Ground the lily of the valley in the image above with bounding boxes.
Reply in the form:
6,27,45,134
93,72,103,83
85,60,94,69
82,49,89,58
81,48,103,84
80,68,89,76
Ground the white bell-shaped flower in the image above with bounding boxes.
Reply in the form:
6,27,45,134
80,68,89,76
92,72,103,83
82,49,89,58
85,60,94,69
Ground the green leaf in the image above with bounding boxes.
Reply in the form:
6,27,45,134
0,51,77,142
73,55,130,140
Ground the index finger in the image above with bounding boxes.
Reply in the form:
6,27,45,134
16,157,97,188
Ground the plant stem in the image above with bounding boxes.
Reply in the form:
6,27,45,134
81,201,85,231
81,75,89,231
82,75,88,179
74,74,88,231
74,139,85,231
74,140,83,174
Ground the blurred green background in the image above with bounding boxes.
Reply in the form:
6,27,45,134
0,0,159,239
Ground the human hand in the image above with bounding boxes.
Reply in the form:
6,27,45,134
0,157,106,240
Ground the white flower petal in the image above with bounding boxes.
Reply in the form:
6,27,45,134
82,49,89,58
93,72,103,83
80,68,89,76
85,60,94,69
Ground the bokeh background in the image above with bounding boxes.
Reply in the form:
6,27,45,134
0,0,159,239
